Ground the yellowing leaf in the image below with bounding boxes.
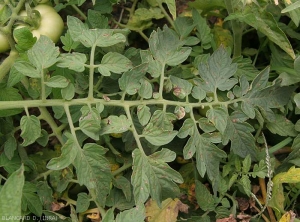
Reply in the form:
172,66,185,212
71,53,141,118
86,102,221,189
269,167,300,213
279,211,296,222
145,198,188,222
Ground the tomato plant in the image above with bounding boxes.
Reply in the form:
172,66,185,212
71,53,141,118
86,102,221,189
0,0,300,222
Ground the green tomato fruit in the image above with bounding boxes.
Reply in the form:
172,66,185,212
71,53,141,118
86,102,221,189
17,4,64,43
0,32,10,53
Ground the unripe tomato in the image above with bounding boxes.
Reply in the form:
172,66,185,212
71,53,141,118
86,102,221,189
0,32,10,52
17,5,64,43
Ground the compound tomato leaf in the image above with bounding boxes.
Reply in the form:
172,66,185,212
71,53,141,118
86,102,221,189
47,136,78,170
27,35,60,70
22,182,43,216
57,53,87,72
131,149,183,206
20,115,41,146
0,165,25,221
73,143,112,207
100,115,131,135
149,25,191,66
119,63,148,95
98,52,133,76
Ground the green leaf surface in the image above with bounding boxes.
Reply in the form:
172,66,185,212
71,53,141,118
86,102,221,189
67,16,126,48
139,79,153,99
112,176,132,202
131,149,183,206
100,115,131,135
115,206,145,222
266,114,297,137
0,165,25,221
13,60,40,78
57,53,87,72
45,76,69,88
4,135,17,160
27,36,60,70
149,26,191,66
20,115,41,146
142,110,178,146
79,106,102,140
226,8,295,59
22,182,43,216
47,136,78,170
76,193,90,213
177,118,226,189
73,144,112,206
195,180,215,211
223,114,257,160
207,107,228,134
137,105,151,126
13,27,37,52
98,52,132,76
0,87,23,117
198,47,237,92
119,63,148,95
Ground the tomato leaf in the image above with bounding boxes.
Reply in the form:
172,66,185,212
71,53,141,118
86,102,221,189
198,46,238,93
100,115,131,135
131,149,183,206
226,8,295,59
45,76,69,88
20,115,41,146
223,113,258,160
79,106,101,140
22,182,43,216
57,53,87,72
195,180,215,211
178,118,227,191
47,134,78,170
67,16,126,48
73,143,112,206
149,26,191,66
76,193,90,213
98,52,133,76
266,114,297,137
0,165,25,221
137,105,151,126
119,63,148,95
27,36,60,70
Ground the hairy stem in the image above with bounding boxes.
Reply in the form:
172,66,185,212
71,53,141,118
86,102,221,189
88,44,97,100
39,107,64,145
124,105,146,155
